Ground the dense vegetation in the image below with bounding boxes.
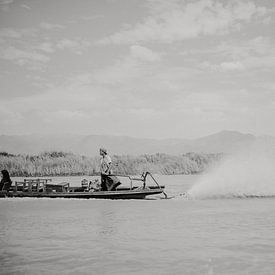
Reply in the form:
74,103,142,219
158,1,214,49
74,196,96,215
0,151,223,177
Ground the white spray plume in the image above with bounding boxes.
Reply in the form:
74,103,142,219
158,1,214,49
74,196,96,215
187,142,275,199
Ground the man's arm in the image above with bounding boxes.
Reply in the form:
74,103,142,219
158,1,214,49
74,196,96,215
106,156,112,174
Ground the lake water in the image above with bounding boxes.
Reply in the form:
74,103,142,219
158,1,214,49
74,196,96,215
1,175,275,275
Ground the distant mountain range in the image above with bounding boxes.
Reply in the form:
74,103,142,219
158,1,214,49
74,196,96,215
0,131,274,156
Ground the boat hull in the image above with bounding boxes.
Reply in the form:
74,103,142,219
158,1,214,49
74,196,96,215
0,188,164,200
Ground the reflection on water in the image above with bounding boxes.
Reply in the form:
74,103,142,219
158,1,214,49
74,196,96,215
97,207,117,237
1,175,275,275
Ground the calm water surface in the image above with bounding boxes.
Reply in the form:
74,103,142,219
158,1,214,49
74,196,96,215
1,175,275,274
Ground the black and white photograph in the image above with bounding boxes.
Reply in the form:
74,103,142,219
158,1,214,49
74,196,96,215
1,0,275,274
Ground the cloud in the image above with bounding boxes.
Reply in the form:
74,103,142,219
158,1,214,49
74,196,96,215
221,61,244,71
0,0,13,11
0,106,23,126
130,45,161,62
91,45,161,85
99,0,267,45
219,61,245,71
79,15,104,21
175,92,229,119
0,82,111,134
0,24,91,68
0,28,50,68
0,28,22,38
0,46,50,65
35,42,55,53
39,22,65,30
21,3,31,10
196,36,275,72
0,27,37,38
215,36,274,58
56,38,91,54
46,110,90,121
1,61,274,137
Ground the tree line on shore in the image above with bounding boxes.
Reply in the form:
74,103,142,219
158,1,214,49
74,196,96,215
0,151,223,177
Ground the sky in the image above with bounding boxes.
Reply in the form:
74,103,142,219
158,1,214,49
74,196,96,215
0,0,275,139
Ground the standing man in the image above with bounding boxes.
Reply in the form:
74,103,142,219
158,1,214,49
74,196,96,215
99,148,121,191
99,148,112,191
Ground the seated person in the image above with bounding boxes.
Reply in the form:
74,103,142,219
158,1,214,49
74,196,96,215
0,170,12,191
89,179,101,191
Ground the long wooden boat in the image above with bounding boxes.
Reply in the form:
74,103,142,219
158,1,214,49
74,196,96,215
0,172,166,200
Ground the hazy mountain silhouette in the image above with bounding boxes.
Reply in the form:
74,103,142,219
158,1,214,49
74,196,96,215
0,131,274,156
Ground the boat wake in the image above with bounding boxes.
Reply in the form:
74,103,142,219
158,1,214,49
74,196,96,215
185,145,275,200
178,192,275,200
